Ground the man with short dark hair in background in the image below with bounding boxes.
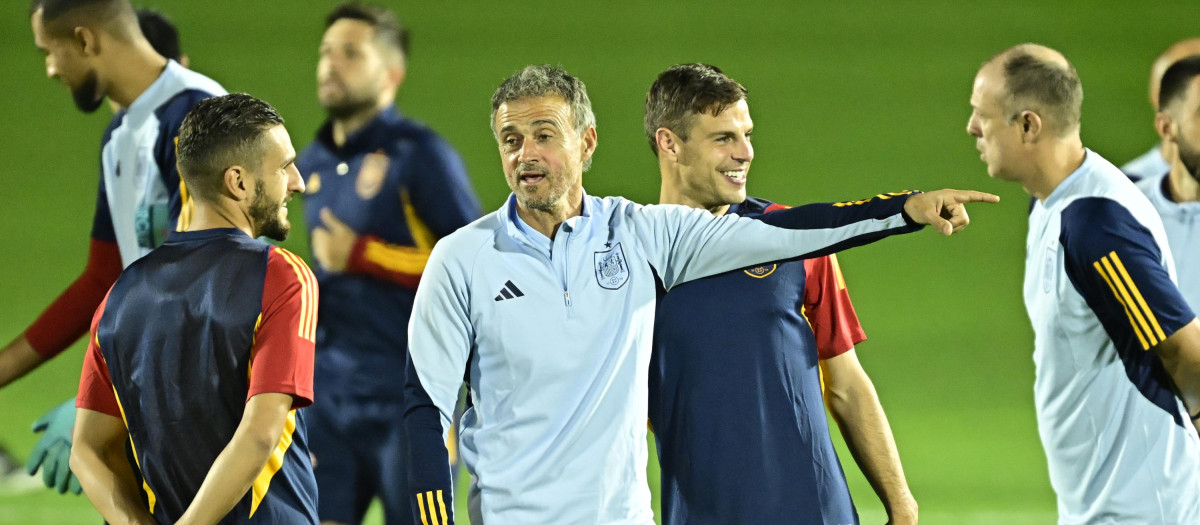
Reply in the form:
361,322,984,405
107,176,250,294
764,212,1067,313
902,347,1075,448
1123,38,1200,180
1137,56,1200,314
644,63,918,525
71,93,318,525
968,43,1200,522
4,0,226,496
106,8,188,114
296,3,480,524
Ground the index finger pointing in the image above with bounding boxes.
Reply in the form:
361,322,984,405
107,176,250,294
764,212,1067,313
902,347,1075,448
947,190,1000,204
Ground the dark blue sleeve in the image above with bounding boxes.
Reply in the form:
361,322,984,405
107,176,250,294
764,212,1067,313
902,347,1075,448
404,355,455,525
154,89,217,230
91,117,122,243
1061,197,1197,351
755,191,924,258
403,134,482,238
91,176,116,242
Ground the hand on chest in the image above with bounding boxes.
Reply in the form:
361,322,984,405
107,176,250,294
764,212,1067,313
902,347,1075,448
304,152,400,231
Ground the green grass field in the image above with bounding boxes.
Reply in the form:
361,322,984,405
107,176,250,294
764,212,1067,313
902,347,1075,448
0,0,1190,522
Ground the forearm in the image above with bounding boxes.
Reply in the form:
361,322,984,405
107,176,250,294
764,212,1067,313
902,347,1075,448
405,400,455,523
178,436,274,524
823,360,916,520
0,335,48,387
1156,320,1200,426
177,394,291,525
345,235,429,289
71,416,154,524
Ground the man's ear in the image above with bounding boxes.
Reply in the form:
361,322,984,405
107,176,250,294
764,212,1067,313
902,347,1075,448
579,126,598,163
74,26,98,56
388,62,406,91
1018,110,1043,143
1155,111,1175,143
655,128,681,160
223,166,249,201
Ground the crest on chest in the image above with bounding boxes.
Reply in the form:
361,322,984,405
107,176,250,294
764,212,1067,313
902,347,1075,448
594,242,630,290
355,151,389,200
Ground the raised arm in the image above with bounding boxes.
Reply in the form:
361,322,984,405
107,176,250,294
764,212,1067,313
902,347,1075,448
635,189,997,289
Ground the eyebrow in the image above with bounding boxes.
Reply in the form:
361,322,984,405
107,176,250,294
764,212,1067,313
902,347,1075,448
500,120,561,134
282,155,296,168
707,130,739,138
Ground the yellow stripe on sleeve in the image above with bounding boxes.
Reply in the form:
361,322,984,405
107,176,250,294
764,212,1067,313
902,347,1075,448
828,254,847,291
110,385,157,513
1109,252,1167,342
401,189,437,251
274,248,318,342
1094,259,1151,350
362,241,431,276
249,409,297,517
437,489,449,524
1100,255,1160,347
416,492,429,525
426,491,440,524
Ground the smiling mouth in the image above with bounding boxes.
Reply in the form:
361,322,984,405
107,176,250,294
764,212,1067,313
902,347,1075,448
720,169,747,185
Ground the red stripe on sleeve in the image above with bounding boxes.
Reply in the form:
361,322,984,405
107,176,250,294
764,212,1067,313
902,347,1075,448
76,291,120,418
26,239,123,358
803,255,867,360
247,248,317,408
345,235,427,289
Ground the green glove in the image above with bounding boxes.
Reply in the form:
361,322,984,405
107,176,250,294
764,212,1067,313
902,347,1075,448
27,398,82,495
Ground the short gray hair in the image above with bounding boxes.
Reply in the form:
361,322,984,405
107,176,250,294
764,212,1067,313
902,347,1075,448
991,46,1083,136
490,65,596,169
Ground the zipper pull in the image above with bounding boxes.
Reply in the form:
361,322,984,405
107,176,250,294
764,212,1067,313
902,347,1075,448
564,290,572,307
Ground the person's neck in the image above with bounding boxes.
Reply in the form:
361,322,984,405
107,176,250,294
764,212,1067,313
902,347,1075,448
1025,138,1086,201
1167,162,1200,203
104,42,169,109
658,164,732,216
186,200,254,238
331,102,388,148
515,191,584,240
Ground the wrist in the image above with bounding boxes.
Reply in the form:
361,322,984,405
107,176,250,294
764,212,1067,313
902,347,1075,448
344,235,375,274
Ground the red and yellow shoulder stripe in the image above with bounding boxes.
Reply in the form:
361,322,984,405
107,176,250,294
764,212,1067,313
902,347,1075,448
272,247,318,343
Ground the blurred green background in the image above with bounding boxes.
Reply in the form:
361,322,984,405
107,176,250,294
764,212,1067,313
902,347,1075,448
0,0,1191,523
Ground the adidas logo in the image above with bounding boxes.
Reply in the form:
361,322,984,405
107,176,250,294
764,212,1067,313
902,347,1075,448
494,280,525,301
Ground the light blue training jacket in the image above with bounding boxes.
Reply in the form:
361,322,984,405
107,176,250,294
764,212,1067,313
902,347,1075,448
405,191,922,525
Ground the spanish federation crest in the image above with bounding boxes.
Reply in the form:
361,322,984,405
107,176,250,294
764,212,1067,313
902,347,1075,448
594,242,629,290
355,150,390,200
744,264,777,279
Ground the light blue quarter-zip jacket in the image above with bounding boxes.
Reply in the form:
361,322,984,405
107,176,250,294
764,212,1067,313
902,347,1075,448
405,191,921,524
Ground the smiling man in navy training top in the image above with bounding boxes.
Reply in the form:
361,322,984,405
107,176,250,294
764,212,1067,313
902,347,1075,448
295,4,481,525
645,64,918,525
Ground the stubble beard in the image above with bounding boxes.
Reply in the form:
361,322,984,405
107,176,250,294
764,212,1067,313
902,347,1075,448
1177,133,1200,185
250,179,291,241
72,69,103,114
